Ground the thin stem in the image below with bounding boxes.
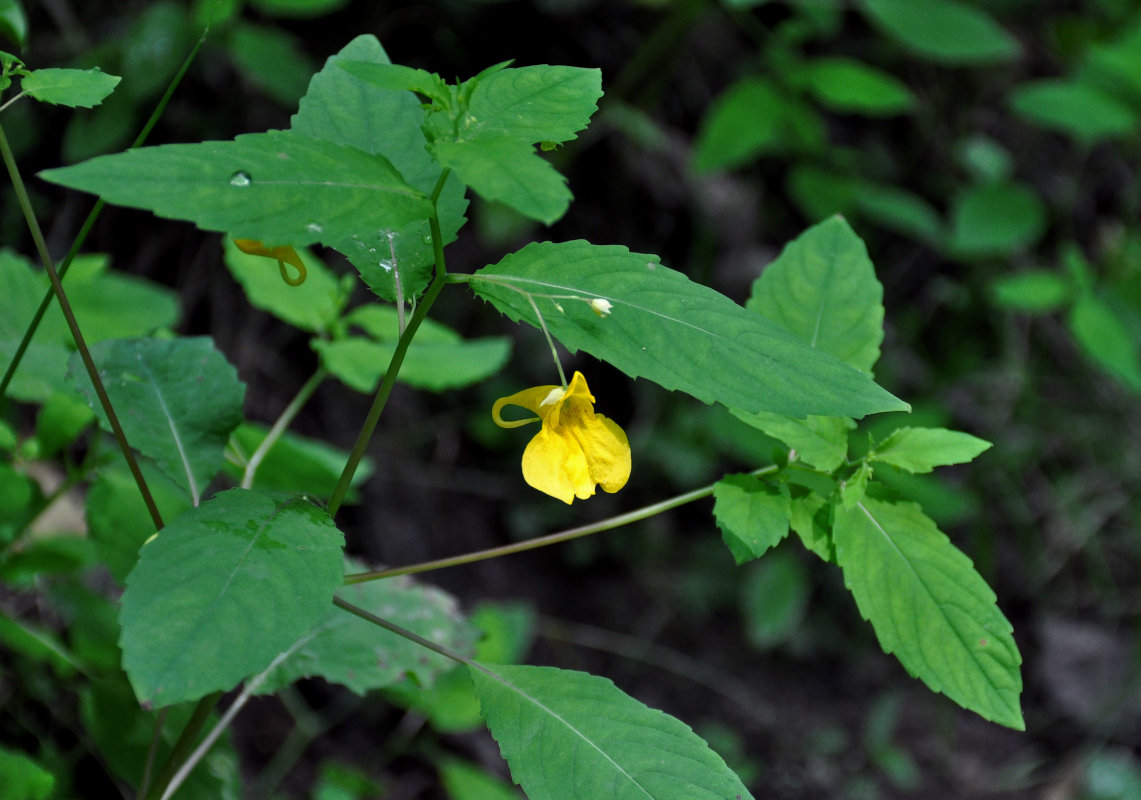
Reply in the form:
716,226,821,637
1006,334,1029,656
0,92,25,113
332,596,471,666
0,28,206,400
388,232,405,334
142,692,221,800
0,121,164,531
241,368,328,489
137,708,169,800
327,176,451,517
527,293,567,388
344,465,778,584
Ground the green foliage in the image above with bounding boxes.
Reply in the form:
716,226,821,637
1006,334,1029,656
796,57,916,116
471,239,906,418
1010,79,1138,143
948,182,1048,258
833,499,1023,729
19,68,121,108
713,474,790,563
69,337,245,504
470,663,754,800
119,489,345,706
858,0,1021,64
0,746,54,800
870,427,992,473
0,0,27,49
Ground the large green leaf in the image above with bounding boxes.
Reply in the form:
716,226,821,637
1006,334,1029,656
798,57,915,116
118,489,344,707
469,663,754,800
433,138,570,225
833,498,1023,729
21,67,121,108
471,241,906,418
1067,289,1141,391
748,216,884,375
692,77,803,173
948,182,1047,258
292,35,468,301
713,474,791,564
859,0,1020,65
39,130,433,248
732,410,853,472
69,337,245,505
1010,79,1137,143
461,65,602,144
259,569,476,695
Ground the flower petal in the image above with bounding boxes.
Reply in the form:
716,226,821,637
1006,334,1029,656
492,384,560,429
521,427,594,504
574,412,631,494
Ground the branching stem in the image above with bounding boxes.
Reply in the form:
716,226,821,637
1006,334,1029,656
241,368,328,489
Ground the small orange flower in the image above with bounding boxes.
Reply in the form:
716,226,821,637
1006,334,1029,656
233,238,307,286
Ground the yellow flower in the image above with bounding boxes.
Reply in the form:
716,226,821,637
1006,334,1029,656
233,238,307,286
493,371,631,504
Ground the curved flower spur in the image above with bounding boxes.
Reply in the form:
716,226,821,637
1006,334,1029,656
493,371,631,504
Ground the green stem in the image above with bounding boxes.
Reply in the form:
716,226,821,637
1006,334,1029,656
0,29,206,401
241,367,328,489
137,708,169,800
344,465,778,584
332,596,471,666
142,692,221,800
327,175,452,517
0,121,164,531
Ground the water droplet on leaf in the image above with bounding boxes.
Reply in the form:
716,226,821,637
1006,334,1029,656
229,171,252,187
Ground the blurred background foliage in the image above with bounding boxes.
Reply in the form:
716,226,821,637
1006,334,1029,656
3,0,1141,798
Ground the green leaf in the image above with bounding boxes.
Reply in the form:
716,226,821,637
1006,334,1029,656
69,337,245,505
249,0,349,17
872,427,992,473
733,410,853,472
990,270,1073,312
800,57,915,115
227,423,373,502
859,0,1020,65
222,237,344,333
292,36,467,301
740,548,811,648
461,65,603,144
314,333,511,393
839,461,871,508
853,182,942,244
86,462,192,585
469,663,754,800
34,390,94,458
227,23,316,107
471,240,907,419
1067,290,1141,391
1010,79,1138,143
337,61,449,100
833,498,1023,729
789,492,833,562
433,138,570,225
948,182,1047,258
40,130,434,248
438,758,522,800
713,474,791,564
20,67,121,108
0,0,28,49
748,216,885,375
0,746,54,800
259,568,476,695
692,77,795,172
119,489,345,707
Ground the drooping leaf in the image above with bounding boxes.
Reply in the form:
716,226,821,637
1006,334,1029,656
460,65,603,144
872,427,992,473
990,270,1073,312
258,568,476,695
315,335,511,393
799,57,915,115
118,489,344,707
68,337,245,505
833,498,1023,729
1010,79,1137,143
471,240,907,419
732,410,853,472
1067,290,1141,391
221,237,344,333
713,474,791,564
948,182,1047,258
859,0,1020,64
40,130,434,248
748,216,885,375
433,138,570,225
292,35,467,301
469,663,754,800
20,67,121,108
